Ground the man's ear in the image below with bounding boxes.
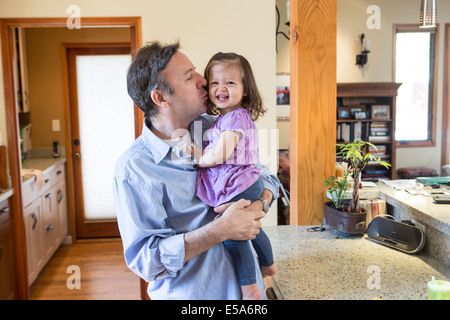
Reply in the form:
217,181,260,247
150,90,168,107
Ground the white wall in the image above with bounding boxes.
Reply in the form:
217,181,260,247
338,0,449,173
276,0,450,173
0,0,279,225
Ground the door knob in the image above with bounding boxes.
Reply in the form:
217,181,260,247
74,139,80,145
74,152,81,159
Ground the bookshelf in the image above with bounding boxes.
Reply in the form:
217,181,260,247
336,82,401,180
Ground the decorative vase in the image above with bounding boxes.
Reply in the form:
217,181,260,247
322,201,367,238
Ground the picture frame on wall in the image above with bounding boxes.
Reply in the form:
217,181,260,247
276,74,290,119
276,86,290,105
371,105,390,120
337,107,350,120
276,73,290,105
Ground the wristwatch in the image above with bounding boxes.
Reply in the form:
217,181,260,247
259,197,269,214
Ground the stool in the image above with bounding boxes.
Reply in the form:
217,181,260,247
397,167,438,179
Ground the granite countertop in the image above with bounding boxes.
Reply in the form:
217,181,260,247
264,225,449,300
376,182,450,236
21,157,66,185
0,158,66,202
0,188,14,203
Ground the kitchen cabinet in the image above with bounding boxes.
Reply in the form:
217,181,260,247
23,197,44,284
0,197,16,300
22,161,68,285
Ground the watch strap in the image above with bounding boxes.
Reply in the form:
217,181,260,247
259,197,269,214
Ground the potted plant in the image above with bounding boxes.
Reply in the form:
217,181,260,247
323,139,391,237
336,139,391,213
324,168,350,210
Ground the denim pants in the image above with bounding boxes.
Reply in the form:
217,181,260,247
223,176,274,286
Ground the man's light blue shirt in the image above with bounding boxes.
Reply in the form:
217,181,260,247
113,115,280,299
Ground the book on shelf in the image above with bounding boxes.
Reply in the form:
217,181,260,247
364,170,389,175
369,144,386,154
369,122,389,136
336,122,370,143
370,128,389,136
370,122,389,126
369,135,390,143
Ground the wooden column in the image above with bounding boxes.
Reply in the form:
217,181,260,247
289,0,337,225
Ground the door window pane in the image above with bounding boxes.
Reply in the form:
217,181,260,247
76,54,134,220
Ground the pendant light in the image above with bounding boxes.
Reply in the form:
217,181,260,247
419,0,437,28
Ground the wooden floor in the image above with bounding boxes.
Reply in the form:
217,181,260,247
30,239,282,300
30,239,141,300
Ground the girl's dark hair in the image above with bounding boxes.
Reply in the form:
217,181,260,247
127,41,180,119
204,52,266,121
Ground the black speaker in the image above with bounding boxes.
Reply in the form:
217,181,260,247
366,216,425,254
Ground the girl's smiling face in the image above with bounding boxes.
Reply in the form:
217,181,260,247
208,62,246,115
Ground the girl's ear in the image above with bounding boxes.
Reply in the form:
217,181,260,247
151,90,168,107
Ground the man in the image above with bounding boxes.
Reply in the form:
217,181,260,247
113,41,279,299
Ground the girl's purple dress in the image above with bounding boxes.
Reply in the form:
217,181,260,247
196,108,261,207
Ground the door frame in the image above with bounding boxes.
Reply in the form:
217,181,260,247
442,24,450,171
63,43,132,238
0,17,142,299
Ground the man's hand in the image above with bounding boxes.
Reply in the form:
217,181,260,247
214,199,264,241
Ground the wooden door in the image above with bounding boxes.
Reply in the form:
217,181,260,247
65,44,135,238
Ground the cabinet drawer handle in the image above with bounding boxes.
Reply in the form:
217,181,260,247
47,224,53,231
45,193,52,198
0,207,9,215
0,244,3,260
45,178,50,184
31,213,38,230
57,189,63,203
57,170,62,175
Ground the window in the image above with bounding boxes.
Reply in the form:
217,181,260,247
393,25,438,147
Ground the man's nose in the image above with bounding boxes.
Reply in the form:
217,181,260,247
198,73,207,88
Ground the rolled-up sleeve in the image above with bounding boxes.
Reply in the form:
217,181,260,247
112,174,185,282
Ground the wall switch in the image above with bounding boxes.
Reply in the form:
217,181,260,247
52,119,60,132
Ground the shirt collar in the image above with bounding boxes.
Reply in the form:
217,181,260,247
142,118,172,165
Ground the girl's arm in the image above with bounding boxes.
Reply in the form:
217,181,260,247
193,130,242,168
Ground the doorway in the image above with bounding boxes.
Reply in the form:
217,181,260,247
0,17,142,299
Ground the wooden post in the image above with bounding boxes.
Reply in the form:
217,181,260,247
289,0,337,225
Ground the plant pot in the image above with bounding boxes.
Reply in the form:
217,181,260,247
322,201,367,238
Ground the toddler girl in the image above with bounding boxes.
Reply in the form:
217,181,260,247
189,52,276,300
